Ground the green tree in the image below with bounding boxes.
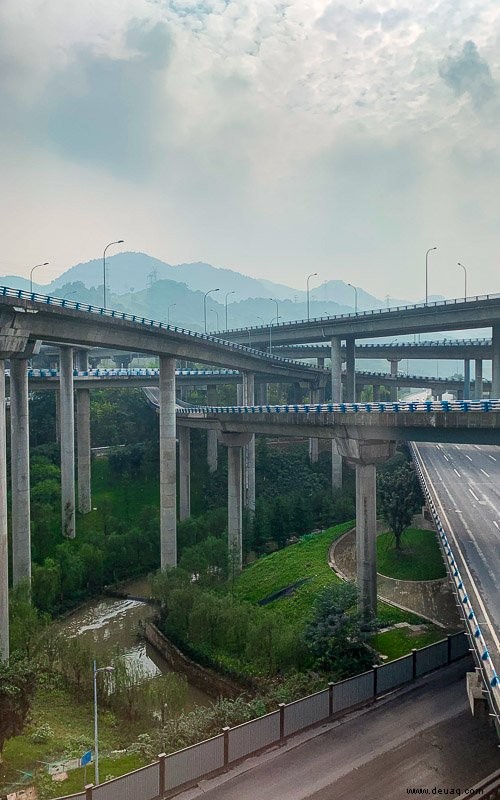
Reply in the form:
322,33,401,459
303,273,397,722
377,464,422,550
0,658,36,761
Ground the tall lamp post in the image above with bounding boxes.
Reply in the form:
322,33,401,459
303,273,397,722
347,283,358,313
29,262,49,293
93,660,114,785
269,297,279,326
167,303,176,324
457,262,468,300
203,288,219,333
306,273,318,321
425,246,437,304
225,290,235,330
103,240,124,309
212,309,219,330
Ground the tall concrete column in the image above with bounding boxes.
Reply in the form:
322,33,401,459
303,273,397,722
227,444,243,573
309,387,320,463
60,346,76,538
330,336,343,490
345,337,356,402
463,359,470,401
0,359,8,660
242,372,256,516
257,382,268,405
178,425,191,521
55,387,61,443
475,359,483,400
159,355,177,567
334,438,395,620
206,384,218,472
236,383,243,406
492,325,500,398
10,359,31,585
76,389,91,513
389,359,398,402
373,385,380,402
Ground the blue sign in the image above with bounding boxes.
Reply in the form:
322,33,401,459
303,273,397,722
80,750,92,767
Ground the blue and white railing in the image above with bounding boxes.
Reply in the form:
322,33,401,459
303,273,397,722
176,399,500,415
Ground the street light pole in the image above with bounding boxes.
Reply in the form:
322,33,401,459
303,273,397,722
457,262,467,299
212,309,219,330
167,303,176,324
425,246,437,304
29,262,49,293
269,297,279,325
306,273,318,321
268,315,280,354
93,660,114,785
225,291,235,330
203,288,219,333
347,283,358,313
103,240,124,309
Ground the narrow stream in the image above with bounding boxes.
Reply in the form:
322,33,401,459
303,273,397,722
55,577,212,710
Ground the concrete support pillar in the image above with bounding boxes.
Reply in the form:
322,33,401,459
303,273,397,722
345,337,356,402
373,385,380,403
0,359,9,660
236,383,243,406
55,387,61,443
178,426,191,521
355,384,365,402
257,383,268,405
463,359,471,401
242,372,256,516
206,385,218,472
330,336,343,490
389,359,398,402
60,346,76,538
227,444,243,573
474,359,483,400
492,325,500,398
75,349,91,515
309,388,320,464
159,355,177,568
10,359,31,584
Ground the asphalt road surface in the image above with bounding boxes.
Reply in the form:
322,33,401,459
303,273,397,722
412,442,500,680
175,663,499,800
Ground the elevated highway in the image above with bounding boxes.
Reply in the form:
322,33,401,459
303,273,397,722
275,338,492,361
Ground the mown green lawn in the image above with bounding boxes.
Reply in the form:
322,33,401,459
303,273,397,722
373,627,447,660
376,529,446,581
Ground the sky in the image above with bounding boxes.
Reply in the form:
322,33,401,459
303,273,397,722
1,0,499,300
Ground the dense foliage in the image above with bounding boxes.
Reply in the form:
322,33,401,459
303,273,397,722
377,462,423,549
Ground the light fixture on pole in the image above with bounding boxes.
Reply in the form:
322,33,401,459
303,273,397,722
93,660,114,785
167,303,176,324
425,246,437,304
457,262,468,300
29,262,49,293
225,290,235,330
102,240,124,309
347,283,358,314
306,273,318,321
203,288,219,333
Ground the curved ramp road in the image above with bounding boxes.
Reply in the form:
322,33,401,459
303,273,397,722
413,442,500,685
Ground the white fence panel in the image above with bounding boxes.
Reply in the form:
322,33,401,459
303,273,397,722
416,640,448,677
377,655,413,695
92,762,159,800
164,734,224,791
284,689,330,737
332,671,373,713
228,711,280,762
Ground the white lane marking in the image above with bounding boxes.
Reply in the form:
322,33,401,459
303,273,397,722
488,455,497,462
494,521,499,529
469,488,481,502
480,469,490,478
465,455,472,461
453,468,461,477
443,454,449,462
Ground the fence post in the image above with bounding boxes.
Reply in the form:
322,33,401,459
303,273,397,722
223,726,230,768
412,648,418,680
279,703,286,744
447,634,453,664
158,752,166,796
328,682,334,717
373,665,379,699
85,785,93,800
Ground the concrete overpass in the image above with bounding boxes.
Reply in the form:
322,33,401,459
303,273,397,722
275,338,492,361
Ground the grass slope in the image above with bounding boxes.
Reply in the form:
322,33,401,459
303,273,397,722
377,529,446,581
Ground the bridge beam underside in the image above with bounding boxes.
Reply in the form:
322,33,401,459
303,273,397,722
10,358,31,584
160,355,177,568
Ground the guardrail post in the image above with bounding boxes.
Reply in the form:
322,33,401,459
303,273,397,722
328,682,334,717
158,752,166,796
447,634,453,665
85,784,93,800
223,726,230,768
412,648,418,680
279,703,286,744
373,664,379,699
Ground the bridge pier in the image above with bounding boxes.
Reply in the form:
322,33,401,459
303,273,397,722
463,360,470,401
178,426,191,520
331,337,343,490
389,359,399,401
75,350,91,514
219,432,252,574
60,346,76,538
206,385,218,472
10,358,31,585
492,324,500,398
475,359,483,400
334,438,395,620
242,372,256,516
159,355,177,568
345,337,356,402
309,387,320,463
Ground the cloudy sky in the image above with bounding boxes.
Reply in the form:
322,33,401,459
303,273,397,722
1,0,499,299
